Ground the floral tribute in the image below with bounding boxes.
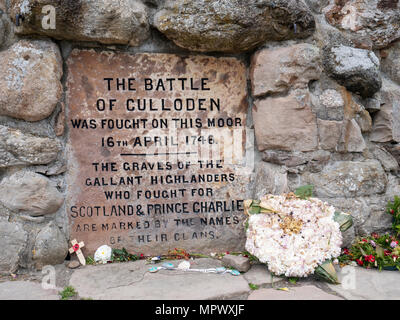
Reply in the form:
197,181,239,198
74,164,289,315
339,196,400,271
244,188,352,282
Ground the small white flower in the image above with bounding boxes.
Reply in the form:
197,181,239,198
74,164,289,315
94,245,112,264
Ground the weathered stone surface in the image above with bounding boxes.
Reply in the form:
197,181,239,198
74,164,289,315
70,259,250,300
329,266,400,300
0,171,64,216
243,264,283,286
381,41,400,84
248,285,343,300
323,197,371,239
261,150,331,173
323,45,381,98
371,105,395,143
355,109,372,133
250,44,321,96
301,160,387,198
33,222,68,269
0,0,6,12
363,95,381,113
384,144,400,167
370,79,400,143
0,281,60,300
0,15,4,47
309,76,346,121
0,125,61,168
262,150,308,168
370,145,399,172
67,260,81,269
324,0,400,49
322,196,393,236
0,221,27,274
0,40,62,121
0,13,17,49
305,0,330,13
252,162,288,199
154,0,315,52
337,119,366,153
66,51,249,255
318,119,342,151
54,103,65,137
253,90,318,152
222,254,250,272
10,0,149,46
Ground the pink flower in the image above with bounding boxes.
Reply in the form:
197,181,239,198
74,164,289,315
370,240,376,247
390,241,398,248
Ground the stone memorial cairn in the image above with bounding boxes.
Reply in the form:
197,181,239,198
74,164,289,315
0,0,399,275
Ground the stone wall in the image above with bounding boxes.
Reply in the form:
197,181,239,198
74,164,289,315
0,0,399,274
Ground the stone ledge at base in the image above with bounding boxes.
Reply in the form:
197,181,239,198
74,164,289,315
328,265,400,300
248,285,343,300
69,259,251,300
0,281,60,300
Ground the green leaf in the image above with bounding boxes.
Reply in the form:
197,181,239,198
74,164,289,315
288,277,298,284
314,260,339,284
376,245,384,259
248,205,261,214
249,283,259,290
333,211,353,232
295,185,314,200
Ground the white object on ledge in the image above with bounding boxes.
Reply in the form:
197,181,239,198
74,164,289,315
94,245,112,264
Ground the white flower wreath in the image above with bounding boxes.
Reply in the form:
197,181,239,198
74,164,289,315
245,194,342,277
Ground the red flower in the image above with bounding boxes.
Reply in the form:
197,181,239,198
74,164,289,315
73,244,80,252
356,259,364,266
369,255,375,263
384,250,391,256
390,209,395,215
343,248,350,255
226,251,230,255
362,239,368,242
371,232,379,239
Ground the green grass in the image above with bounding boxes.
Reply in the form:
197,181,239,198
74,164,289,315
59,286,78,300
288,277,299,284
248,283,259,290
86,256,95,265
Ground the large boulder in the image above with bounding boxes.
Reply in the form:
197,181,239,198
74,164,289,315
0,171,64,217
154,0,315,52
323,45,381,98
0,125,61,168
33,222,68,269
0,220,27,275
301,160,387,198
324,0,400,49
10,0,149,46
250,43,321,96
0,40,62,121
253,90,318,152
